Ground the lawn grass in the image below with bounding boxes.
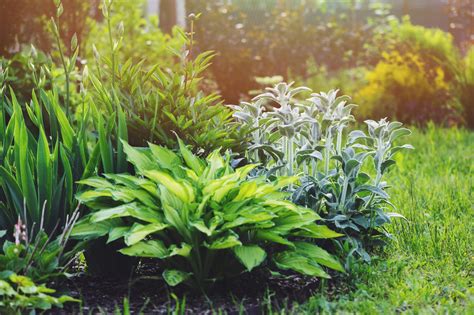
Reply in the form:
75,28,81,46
291,125,474,314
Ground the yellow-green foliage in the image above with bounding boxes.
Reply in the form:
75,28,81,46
355,18,468,124
464,47,474,83
356,51,455,123
390,17,459,70
458,46,474,127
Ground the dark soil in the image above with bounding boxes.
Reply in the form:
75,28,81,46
50,263,349,314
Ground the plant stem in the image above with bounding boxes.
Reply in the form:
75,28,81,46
324,129,333,175
54,16,70,119
339,175,350,212
287,136,294,176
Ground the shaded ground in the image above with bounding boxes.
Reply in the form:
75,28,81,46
51,263,348,314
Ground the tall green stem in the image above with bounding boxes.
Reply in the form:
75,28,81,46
287,136,294,176
339,175,350,212
324,129,333,175
54,16,70,119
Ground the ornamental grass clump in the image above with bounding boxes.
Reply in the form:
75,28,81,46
231,82,412,260
72,138,344,289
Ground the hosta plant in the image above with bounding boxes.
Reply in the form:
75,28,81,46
231,83,412,261
72,139,343,289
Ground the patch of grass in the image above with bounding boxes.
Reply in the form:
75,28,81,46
294,125,473,314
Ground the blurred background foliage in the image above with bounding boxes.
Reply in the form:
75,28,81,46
0,0,473,127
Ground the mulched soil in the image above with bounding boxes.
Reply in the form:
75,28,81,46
47,262,351,314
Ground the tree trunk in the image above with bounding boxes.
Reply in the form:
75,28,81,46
160,0,177,33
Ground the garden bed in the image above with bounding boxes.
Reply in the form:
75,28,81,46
57,265,347,313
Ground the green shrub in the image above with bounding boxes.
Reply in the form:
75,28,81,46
356,51,458,123
72,139,344,289
86,1,244,154
455,46,474,128
231,83,412,260
388,17,460,74
356,17,470,124
84,0,184,70
0,46,81,107
189,1,388,102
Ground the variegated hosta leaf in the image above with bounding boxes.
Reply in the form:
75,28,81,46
162,269,191,287
274,251,330,279
205,234,242,250
124,222,168,246
233,245,267,272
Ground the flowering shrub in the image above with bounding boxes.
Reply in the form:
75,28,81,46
356,51,457,124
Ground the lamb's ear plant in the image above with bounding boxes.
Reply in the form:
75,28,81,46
72,139,344,290
231,82,412,261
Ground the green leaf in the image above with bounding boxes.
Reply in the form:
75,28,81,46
77,177,114,189
233,245,267,272
107,226,130,243
255,230,295,248
124,222,168,246
344,159,361,174
17,116,38,219
119,240,168,258
274,251,330,278
144,170,194,203
76,189,113,203
121,140,156,173
292,224,343,239
177,137,205,175
190,220,217,237
168,243,192,257
390,128,411,142
272,212,320,233
117,106,129,173
162,269,191,287
36,126,52,214
381,159,396,174
71,218,122,239
293,242,344,272
98,115,113,173
148,143,183,175
0,166,24,216
206,234,242,250
90,203,136,222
